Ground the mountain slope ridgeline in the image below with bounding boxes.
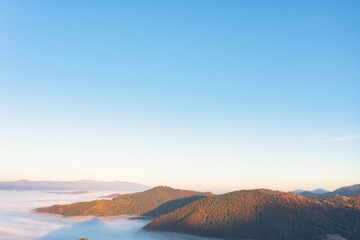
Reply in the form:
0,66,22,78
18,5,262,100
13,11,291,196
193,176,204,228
145,189,360,240
35,186,213,217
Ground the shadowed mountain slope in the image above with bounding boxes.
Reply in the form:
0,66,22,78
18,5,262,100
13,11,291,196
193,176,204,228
145,189,360,240
143,195,208,217
35,186,213,217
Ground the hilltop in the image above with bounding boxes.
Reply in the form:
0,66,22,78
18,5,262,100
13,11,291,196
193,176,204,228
35,186,213,217
145,189,360,240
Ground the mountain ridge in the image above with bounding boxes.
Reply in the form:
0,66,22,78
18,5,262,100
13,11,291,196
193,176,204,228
145,189,360,240
35,186,213,217
295,184,360,197
0,179,148,191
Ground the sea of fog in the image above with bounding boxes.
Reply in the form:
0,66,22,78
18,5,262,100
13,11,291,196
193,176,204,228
0,190,216,240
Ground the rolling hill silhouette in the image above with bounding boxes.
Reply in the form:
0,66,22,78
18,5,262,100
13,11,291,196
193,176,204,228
145,189,360,240
35,186,213,217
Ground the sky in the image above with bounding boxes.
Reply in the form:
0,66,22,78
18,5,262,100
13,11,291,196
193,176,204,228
0,0,359,192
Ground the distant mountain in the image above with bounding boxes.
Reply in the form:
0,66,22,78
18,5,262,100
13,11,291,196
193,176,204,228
293,188,329,196
35,186,213,217
48,191,91,195
323,184,360,197
300,191,320,197
295,184,360,197
145,189,360,240
0,180,148,191
292,189,306,194
312,188,329,194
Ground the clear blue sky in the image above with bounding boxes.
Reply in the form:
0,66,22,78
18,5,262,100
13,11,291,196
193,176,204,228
1,1,359,192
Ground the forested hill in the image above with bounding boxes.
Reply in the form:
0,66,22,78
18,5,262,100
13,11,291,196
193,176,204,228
35,186,213,217
145,189,360,240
